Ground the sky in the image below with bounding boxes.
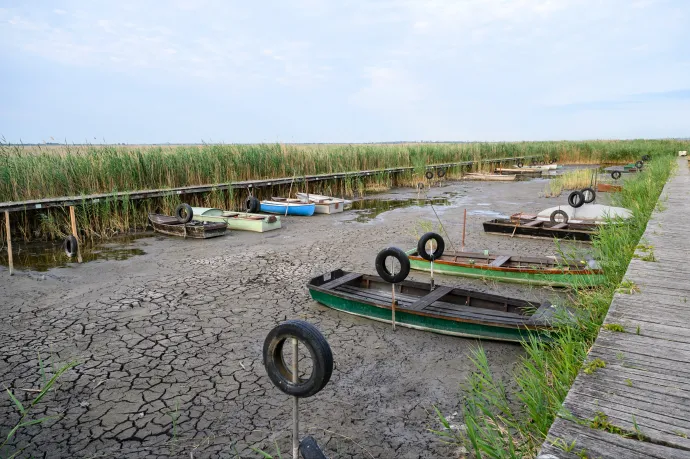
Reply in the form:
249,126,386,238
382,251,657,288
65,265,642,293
1,0,689,143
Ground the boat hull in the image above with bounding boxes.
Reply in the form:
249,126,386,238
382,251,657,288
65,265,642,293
295,193,345,214
405,249,604,287
483,218,597,242
260,201,315,216
191,210,281,232
314,202,344,214
149,214,227,239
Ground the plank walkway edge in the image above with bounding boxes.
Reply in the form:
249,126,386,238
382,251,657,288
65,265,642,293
0,155,537,213
538,158,690,459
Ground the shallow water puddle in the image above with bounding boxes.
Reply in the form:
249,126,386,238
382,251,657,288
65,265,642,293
349,197,451,222
0,235,150,272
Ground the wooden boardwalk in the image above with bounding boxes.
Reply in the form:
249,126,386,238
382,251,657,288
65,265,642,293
539,158,690,458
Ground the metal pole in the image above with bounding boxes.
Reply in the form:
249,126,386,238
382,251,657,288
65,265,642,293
292,338,299,459
4,211,13,276
391,284,396,330
430,260,435,291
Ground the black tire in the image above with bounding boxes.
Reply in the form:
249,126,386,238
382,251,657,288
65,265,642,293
641,155,650,162
246,196,260,213
425,171,434,180
550,158,557,164
581,187,596,204
175,203,193,223
635,160,644,169
263,320,333,398
550,210,569,224
375,247,410,284
437,168,446,178
516,160,524,168
611,170,622,180
417,232,445,261
568,190,585,208
64,235,78,258
300,436,328,459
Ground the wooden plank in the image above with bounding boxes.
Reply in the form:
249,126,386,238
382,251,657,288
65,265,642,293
522,220,542,227
320,272,363,290
550,223,568,229
488,255,511,267
408,286,458,311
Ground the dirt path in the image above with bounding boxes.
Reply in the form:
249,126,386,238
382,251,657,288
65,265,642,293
0,178,591,458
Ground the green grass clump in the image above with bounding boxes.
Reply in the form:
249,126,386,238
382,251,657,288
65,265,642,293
433,155,675,458
602,323,625,332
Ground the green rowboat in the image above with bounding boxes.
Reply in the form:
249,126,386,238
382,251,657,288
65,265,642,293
406,249,605,287
191,207,281,232
308,270,567,342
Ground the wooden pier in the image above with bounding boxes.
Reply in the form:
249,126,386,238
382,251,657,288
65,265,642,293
539,158,690,458
0,156,535,213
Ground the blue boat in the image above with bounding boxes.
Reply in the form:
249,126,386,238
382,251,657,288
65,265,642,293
260,199,315,216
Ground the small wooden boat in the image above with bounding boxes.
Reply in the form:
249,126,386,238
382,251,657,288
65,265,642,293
260,198,315,216
190,207,281,232
597,183,622,193
406,249,604,287
148,214,227,239
483,216,597,242
307,270,567,342
295,193,345,214
494,168,543,177
462,173,517,181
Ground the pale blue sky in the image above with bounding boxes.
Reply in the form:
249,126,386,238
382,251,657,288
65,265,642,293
1,0,688,143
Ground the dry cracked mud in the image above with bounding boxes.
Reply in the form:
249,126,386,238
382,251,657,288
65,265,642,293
0,178,594,458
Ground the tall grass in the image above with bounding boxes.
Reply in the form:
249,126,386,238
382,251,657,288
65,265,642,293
544,169,598,197
434,156,676,458
2,140,687,203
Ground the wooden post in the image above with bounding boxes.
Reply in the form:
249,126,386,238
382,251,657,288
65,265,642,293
5,211,13,276
69,206,83,263
462,209,467,251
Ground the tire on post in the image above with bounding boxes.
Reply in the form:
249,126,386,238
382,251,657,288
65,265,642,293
611,170,622,180
516,160,524,168
437,168,446,178
263,320,333,398
417,232,445,261
64,235,78,258
581,187,596,204
246,196,261,213
175,203,193,223
550,210,569,224
635,160,644,169
641,155,650,162
568,190,585,208
375,247,410,283
425,170,434,180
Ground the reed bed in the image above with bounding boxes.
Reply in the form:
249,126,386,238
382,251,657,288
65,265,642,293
434,156,676,458
544,169,598,197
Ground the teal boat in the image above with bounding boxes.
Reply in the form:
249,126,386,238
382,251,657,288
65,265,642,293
406,249,605,287
308,270,565,342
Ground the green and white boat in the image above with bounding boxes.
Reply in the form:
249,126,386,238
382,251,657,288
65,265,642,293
308,269,566,342
406,249,605,288
191,207,281,232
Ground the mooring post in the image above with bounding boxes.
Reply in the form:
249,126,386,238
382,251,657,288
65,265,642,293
462,208,467,251
292,338,300,458
4,211,13,276
69,206,83,263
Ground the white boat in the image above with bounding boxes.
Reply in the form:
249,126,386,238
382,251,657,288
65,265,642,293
190,207,281,232
462,173,517,181
295,193,346,214
536,204,632,224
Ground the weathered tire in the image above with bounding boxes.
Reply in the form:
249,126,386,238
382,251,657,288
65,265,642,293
246,196,260,213
635,160,644,169
581,187,596,204
516,160,524,168
417,232,445,261
568,190,585,208
425,171,434,180
175,203,193,223
611,170,622,180
437,168,446,178
263,320,333,398
550,210,569,224
300,436,328,459
64,235,78,258
375,247,410,284
641,155,650,162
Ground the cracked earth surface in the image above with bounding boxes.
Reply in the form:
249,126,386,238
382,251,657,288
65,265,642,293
1,179,591,458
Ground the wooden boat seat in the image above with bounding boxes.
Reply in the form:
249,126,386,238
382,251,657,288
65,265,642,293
551,223,568,229
407,286,454,311
522,220,542,227
489,255,511,267
320,272,362,290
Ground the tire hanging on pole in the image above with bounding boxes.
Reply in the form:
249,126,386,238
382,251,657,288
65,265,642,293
417,232,445,261
568,190,585,208
375,247,410,283
581,187,596,204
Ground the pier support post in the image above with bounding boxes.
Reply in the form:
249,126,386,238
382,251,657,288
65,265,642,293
4,211,12,276
69,206,83,263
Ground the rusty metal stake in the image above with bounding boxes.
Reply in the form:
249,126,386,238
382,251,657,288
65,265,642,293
292,338,299,459
5,211,13,276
